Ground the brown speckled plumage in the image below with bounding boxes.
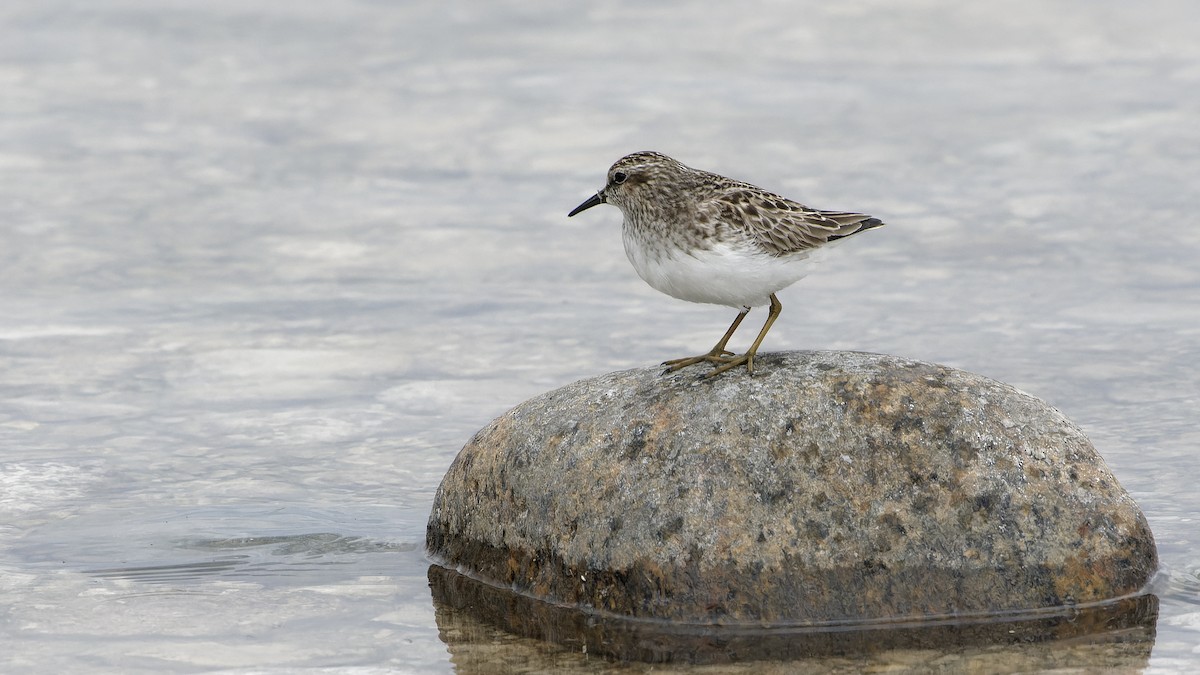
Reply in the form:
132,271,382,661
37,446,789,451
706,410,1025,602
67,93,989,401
598,151,882,257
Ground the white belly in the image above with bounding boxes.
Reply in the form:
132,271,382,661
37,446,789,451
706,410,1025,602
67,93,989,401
623,235,816,309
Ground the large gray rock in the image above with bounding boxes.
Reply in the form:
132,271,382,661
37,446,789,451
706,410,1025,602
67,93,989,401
426,351,1156,625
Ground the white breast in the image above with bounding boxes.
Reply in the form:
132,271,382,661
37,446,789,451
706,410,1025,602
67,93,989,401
622,231,818,309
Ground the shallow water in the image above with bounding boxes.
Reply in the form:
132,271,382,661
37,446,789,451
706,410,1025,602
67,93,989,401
2,1,1199,672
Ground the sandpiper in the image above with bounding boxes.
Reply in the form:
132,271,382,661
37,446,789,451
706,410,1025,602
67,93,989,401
569,151,883,376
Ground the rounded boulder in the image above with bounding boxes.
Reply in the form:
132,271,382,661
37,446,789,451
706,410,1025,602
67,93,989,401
426,351,1156,625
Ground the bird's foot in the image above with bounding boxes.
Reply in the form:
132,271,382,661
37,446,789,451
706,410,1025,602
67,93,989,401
662,349,734,371
705,352,754,377
663,351,754,376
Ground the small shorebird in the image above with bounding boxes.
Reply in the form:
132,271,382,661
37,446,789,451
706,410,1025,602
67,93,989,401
568,151,883,376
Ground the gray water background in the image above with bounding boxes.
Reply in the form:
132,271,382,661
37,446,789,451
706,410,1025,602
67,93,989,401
2,1,1198,672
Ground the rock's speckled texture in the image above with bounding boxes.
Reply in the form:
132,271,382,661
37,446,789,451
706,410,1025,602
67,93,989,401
427,351,1156,625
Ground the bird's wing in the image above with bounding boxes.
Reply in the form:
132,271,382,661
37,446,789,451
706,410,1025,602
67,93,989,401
712,188,882,256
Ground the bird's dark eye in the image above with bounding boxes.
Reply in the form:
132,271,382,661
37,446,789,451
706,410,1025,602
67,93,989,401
612,171,627,185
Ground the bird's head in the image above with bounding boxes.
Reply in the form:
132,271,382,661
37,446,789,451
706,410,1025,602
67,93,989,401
568,151,689,218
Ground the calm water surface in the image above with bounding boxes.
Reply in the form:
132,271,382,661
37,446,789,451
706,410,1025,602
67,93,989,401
2,1,1198,672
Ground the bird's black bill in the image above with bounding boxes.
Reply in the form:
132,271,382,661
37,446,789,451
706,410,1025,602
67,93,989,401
568,193,604,217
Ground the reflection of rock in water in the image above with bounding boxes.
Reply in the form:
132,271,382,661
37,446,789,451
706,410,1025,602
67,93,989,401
429,564,1158,668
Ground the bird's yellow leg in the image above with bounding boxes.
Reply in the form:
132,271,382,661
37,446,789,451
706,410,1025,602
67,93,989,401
663,309,748,371
706,293,782,376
